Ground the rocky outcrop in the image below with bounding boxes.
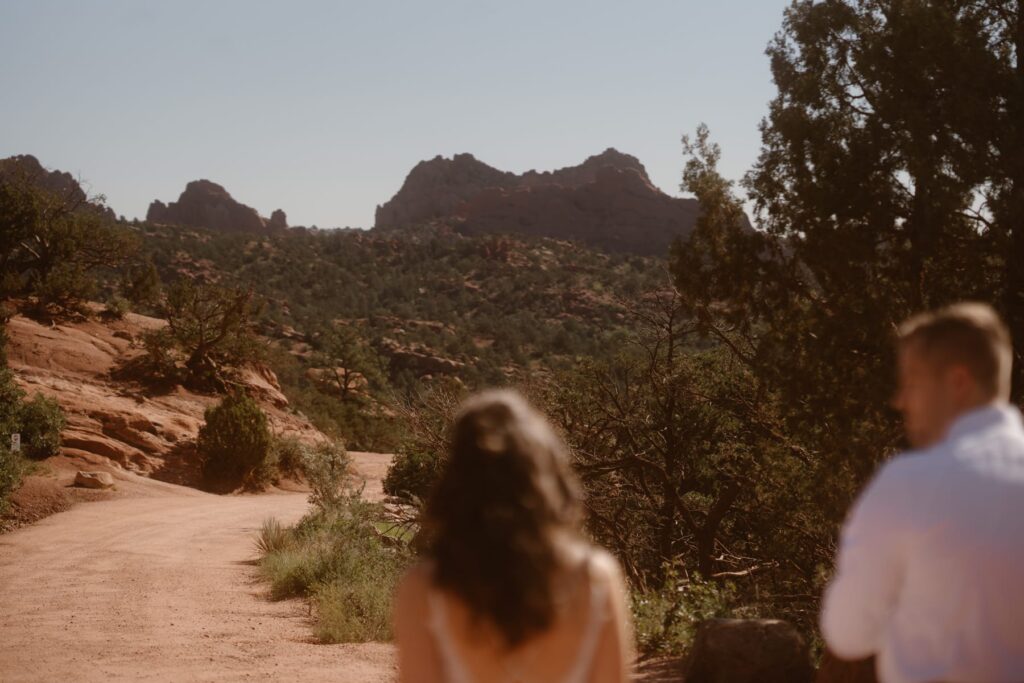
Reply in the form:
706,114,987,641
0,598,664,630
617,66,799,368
375,153,517,229
374,149,700,256
457,165,699,257
5,308,323,486
0,154,116,220
684,619,813,683
268,208,288,231
147,180,286,234
377,338,465,377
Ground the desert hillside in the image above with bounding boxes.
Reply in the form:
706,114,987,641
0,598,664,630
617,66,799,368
2,304,324,526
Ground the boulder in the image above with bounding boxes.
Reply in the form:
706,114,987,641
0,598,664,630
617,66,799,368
684,618,813,683
74,471,115,489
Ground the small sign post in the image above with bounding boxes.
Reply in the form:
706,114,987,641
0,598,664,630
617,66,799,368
11,433,20,453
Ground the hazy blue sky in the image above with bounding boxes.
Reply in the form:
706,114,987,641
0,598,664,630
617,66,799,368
1,1,792,228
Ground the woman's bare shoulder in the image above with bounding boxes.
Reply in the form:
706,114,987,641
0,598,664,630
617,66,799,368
584,546,624,580
394,560,436,616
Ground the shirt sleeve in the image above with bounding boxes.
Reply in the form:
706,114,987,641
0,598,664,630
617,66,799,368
820,461,909,660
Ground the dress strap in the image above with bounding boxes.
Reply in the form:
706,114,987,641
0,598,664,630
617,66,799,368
427,590,475,683
563,554,609,683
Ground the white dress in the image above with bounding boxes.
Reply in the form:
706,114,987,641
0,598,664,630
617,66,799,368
425,555,609,683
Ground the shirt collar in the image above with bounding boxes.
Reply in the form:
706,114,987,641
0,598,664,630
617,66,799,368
945,402,1023,442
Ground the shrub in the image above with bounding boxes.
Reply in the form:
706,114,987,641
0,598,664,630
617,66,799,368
270,435,307,478
0,443,24,514
301,440,354,510
32,263,97,313
632,570,742,656
254,517,292,555
104,295,130,320
0,369,24,439
121,259,162,309
257,499,412,642
198,392,273,489
381,383,463,502
16,393,65,459
382,447,442,503
141,328,181,382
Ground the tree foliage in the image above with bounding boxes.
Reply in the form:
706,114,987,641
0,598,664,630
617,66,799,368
197,391,273,489
150,279,263,389
665,0,1024,630
0,321,66,512
0,170,137,311
312,324,385,404
382,381,465,503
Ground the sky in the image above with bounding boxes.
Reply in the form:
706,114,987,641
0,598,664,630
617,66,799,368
0,0,793,229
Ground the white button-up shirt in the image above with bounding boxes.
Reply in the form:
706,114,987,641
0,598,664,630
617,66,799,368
821,403,1024,683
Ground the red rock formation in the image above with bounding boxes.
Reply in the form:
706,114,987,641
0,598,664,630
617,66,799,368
147,180,286,234
375,153,517,228
268,208,288,231
5,308,323,486
374,149,699,256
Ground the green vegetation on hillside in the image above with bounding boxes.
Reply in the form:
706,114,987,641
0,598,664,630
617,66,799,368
128,222,663,448
0,320,66,513
0,173,137,314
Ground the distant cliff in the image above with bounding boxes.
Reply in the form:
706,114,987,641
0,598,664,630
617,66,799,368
148,180,287,234
374,149,700,256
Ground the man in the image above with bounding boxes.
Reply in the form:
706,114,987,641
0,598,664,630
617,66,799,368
821,303,1024,683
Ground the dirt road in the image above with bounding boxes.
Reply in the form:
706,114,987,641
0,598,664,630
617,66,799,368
0,453,397,682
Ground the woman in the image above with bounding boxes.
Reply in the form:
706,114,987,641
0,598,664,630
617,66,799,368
393,389,633,683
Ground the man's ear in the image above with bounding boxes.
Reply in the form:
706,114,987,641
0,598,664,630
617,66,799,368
948,364,978,401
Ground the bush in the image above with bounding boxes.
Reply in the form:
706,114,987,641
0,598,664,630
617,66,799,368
381,383,463,502
17,393,65,459
198,392,273,489
141,328,180,382
0,368,24,440
32,263,97,313
257,499,412,642
382,447,441,503
104,295,130,320
0,443,24,514
270,435,306,478
632,570,742,656
254,517,292,555
301,440,354,510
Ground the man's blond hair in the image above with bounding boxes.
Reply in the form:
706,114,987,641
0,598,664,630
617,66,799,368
897,302,1013,400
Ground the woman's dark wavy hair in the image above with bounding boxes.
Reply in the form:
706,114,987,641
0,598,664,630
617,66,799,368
425,389,584,648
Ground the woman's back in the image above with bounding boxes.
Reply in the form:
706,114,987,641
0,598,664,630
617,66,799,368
391,390,633,683
394,543,632,683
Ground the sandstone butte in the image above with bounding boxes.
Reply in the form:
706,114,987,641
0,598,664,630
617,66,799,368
374,148,702,257
147,178,289,234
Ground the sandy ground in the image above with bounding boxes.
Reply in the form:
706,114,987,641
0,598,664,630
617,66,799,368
0,451,680,682
0,453,398,683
